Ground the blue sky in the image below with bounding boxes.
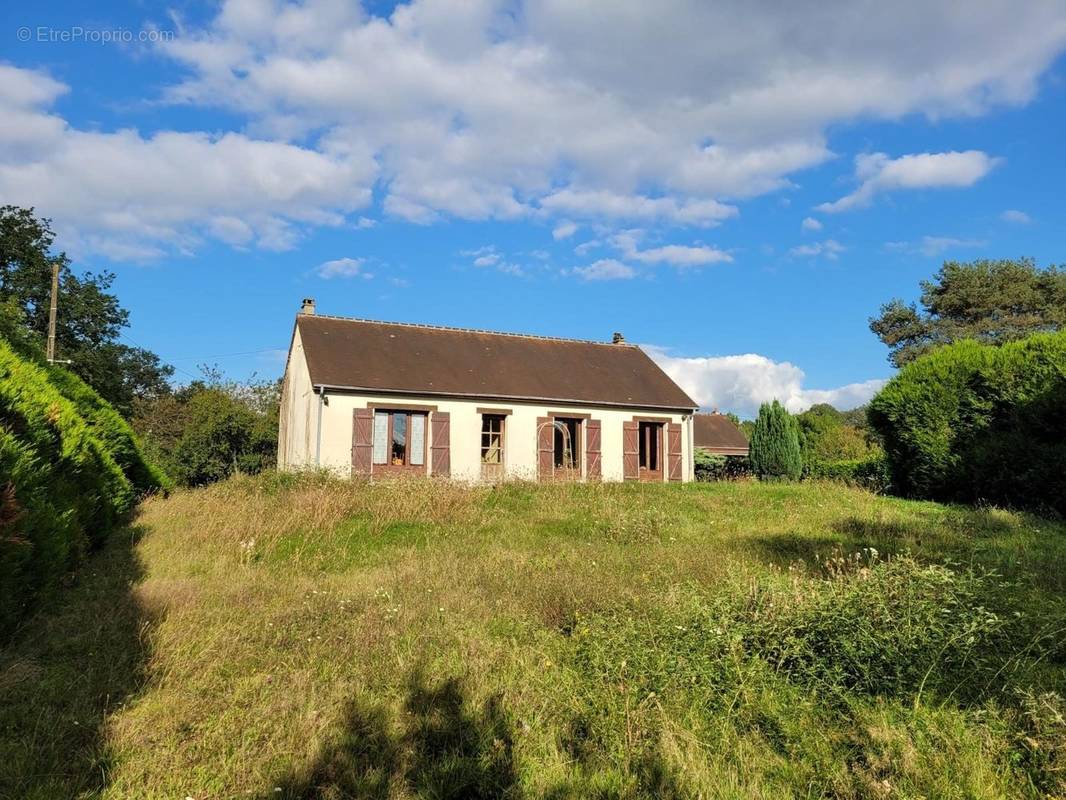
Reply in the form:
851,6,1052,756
2,1,1064,416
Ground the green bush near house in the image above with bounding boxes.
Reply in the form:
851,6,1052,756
869,331,1066,516
693,449,750,481
170,386,278,487
0,334,166,634
749,399,803,481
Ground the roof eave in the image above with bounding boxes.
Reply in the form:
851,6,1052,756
311,382,698,413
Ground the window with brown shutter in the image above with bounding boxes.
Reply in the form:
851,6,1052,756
370,410,428,475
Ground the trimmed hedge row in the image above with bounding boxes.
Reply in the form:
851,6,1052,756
0,336,166,634
869,331,1066,516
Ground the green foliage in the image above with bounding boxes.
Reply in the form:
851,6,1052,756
871,258,1066,367
807,454,891,493
0,335,147,633
869,330,1066,515
693,449,750,481
797,403,876,462
568,550,1062,795
164,382,279,487
0,206,173,415
749,400,803,481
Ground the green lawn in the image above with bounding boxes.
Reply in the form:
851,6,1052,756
1,475,1063,799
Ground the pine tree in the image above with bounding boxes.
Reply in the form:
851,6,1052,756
750,400,803,481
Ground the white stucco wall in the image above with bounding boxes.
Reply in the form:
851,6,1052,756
276,326,318,469
300,389,693,483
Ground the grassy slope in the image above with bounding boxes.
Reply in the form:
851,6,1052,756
1,477,1063,799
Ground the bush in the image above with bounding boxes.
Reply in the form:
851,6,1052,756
694,450,750,481
808,454,891,493
869,331,1066,515
0,336,142,633
749,400,803,481
172,387,277,486
41,365,171,494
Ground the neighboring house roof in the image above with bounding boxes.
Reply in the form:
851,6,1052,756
693,413,750,455
295,314,698,410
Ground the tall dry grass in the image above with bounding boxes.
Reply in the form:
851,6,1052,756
2,472,1063,799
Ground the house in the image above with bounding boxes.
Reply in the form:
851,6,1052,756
693,413,749,457
277,300,699,482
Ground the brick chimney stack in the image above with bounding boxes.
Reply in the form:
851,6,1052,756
300,297,316,315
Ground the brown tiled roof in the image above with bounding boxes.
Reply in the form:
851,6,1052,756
694,413,749,455
295,315,697,410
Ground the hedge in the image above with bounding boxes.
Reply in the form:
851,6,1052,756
0,336,165,634
868,331,1066,516
807,455,891,494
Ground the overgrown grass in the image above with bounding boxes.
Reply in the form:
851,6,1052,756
1,475,1063,798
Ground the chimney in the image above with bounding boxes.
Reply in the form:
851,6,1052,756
612,332,625,344
300,297,316,315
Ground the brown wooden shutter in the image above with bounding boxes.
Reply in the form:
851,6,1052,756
585,419,601,480
537,416,553,481
667,422,683,482
352,409,373,475
623,421,639,481
431,412,451,478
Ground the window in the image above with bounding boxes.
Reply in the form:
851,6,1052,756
373,410,426,469
553,418,581,471
481,414,505,481
481,415,505,464
638,421,660,472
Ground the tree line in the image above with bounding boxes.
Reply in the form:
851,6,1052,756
0,207,277,487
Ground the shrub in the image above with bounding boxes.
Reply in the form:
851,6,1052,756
42,365,170,493
172,387,277,486
749,400,803,481
0,337,139,632
869,331,1066,515
694,450,750,481
808,454,891,493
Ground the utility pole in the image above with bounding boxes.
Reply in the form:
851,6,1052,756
46,263,58,363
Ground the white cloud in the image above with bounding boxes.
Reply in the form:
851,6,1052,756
1000,209,1032,224
817,150,1000,213
885,236,986,257
6,2,1066,256
801,216,823,232
316,257,372,279
462,245,525,275
158,1,1065,228
552,221,578,240
540,190,738,226
790,239,845,259
571,259,637,281
609,230,731,267
0,67,376,261
643,346,886,417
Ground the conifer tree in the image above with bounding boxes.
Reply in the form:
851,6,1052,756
749,400,803,481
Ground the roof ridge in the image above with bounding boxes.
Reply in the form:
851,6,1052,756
300,313,639,348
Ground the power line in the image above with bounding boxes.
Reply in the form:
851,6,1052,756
167,347,284,361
